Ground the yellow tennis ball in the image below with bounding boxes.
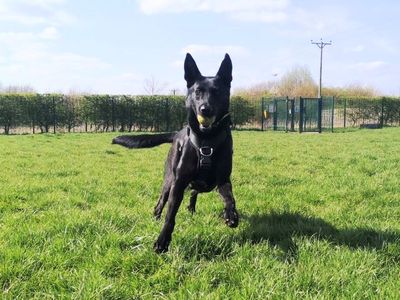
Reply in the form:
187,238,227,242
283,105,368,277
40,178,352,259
197,114,206,124
197,115,215,127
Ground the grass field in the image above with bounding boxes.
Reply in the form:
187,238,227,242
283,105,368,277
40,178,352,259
1,128,400,299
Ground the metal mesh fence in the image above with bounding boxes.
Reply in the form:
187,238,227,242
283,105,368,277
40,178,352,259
301,97,320,132
321,96,334,131
334,97,400,129
262,96,334,132
262,96,400,132
261,97,288,131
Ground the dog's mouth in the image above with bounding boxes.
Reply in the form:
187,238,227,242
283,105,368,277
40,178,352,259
197,114,216,130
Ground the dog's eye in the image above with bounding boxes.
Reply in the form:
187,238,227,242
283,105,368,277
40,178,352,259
195,89,201,98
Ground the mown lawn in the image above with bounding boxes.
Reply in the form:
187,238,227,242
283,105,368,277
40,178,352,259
1,128,400,299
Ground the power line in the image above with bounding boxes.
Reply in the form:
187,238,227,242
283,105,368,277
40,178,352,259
311,38,332,98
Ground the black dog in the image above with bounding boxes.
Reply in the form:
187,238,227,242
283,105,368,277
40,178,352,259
112,53,239,253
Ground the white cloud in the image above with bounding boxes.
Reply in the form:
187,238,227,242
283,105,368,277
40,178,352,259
0,0,75,25
0,28,114,93
0,25,144,94
137,0,289,23
0,0,100,92
0,48,116,93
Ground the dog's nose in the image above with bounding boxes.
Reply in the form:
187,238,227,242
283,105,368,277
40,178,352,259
200,105,212,116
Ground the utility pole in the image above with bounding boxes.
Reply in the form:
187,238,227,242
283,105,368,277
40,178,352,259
311,38,332,98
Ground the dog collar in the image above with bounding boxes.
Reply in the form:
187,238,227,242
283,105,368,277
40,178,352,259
212,112,231,128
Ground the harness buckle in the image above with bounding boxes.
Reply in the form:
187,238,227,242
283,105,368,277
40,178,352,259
199,147,213,157
199,147,213,169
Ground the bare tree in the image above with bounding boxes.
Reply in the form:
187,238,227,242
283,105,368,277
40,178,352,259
170,88,182,96
232,65,381,100
1,84,36,94
323,84,379,98
233,66,317,99
276,65,317,97
143,76,167,95
233,82,275,100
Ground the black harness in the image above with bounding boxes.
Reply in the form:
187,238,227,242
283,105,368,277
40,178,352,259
187,113,230,169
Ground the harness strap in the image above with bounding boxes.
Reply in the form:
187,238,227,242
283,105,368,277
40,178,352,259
188,125,228,169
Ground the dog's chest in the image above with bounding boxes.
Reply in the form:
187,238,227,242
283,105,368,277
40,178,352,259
189,170,217,192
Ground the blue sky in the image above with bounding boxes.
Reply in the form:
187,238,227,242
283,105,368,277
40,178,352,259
0,0,399,95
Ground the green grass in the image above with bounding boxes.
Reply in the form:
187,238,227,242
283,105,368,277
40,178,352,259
1,128,400,299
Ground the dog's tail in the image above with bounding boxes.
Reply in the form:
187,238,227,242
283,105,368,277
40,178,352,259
112,132,176,149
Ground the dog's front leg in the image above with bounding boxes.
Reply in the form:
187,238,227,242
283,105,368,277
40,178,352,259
154,178,187,253
154,141,196,253
218,182,239,228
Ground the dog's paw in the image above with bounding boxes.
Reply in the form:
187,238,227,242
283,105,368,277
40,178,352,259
223,208,239,228
187,204,196,215
153,209,162,220
153,239,169,253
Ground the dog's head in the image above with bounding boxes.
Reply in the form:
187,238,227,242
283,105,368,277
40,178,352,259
184,53,232,133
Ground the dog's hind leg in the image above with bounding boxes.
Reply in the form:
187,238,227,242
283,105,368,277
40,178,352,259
154,183,171,220
217,182,239,228
187,190,198,214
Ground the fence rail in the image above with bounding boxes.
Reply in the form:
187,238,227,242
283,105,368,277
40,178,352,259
1,94,400,134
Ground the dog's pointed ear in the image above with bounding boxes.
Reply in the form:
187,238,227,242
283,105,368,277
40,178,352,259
184,53,201,88
216,53,232,85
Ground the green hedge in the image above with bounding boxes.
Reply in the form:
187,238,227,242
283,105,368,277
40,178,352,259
0,94,259,134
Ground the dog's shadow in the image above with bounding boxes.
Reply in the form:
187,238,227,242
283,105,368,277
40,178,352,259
241,212,400,262
181,211,400,262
